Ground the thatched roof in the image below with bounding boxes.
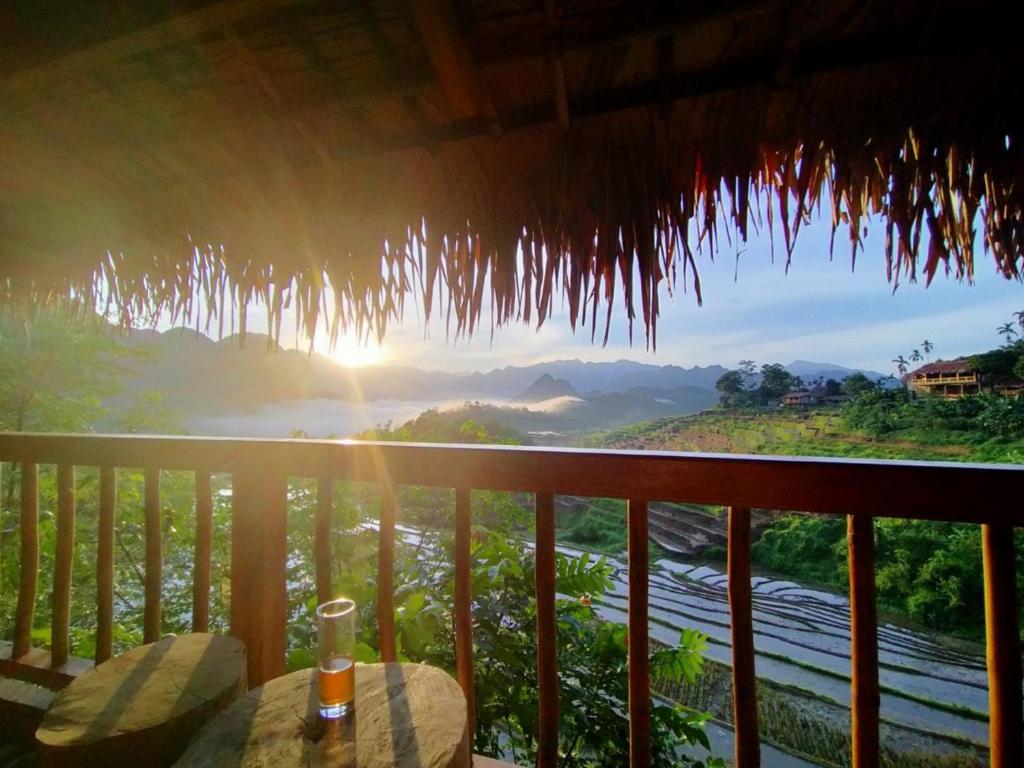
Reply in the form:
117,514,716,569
910,359,973,376
1,0,1021,348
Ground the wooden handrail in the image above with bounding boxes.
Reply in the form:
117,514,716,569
0,434,1020,523
0,432,1021,766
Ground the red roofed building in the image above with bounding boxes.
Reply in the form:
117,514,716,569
907,359,981,399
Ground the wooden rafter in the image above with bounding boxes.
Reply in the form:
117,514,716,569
221,28,332,163
408,0,500,131
356,1,434,145
542,0,570,131
1,0,301,99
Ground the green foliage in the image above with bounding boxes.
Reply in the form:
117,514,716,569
758,363,801,402
752,515,847,586
842,388,1024,441
591,404,1024,642
966,342,1024,382
753,514,1024,641
713,361,802,407
265,487,720,767
842,372,877,396
451,533,719,767
112,390,185,434
358,411,523,445
0,312,128,432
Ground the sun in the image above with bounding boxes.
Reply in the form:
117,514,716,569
328,335,388,368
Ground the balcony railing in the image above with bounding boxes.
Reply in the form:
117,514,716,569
0,433,1021,768
914,374,979,384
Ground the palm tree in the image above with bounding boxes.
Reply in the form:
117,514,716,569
921,340,933,359
892,355,909,377
1014,310,1024,333
910,349,923,363
997,323,1017,344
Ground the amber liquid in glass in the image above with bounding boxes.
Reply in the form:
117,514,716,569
318,656,354,714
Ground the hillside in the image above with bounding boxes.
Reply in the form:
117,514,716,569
582,403,1024,647
582,408,1020,463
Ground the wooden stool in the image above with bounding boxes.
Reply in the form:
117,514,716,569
175,663,469,767
36,633,246,768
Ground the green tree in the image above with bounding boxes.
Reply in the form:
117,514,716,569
997,322,1017,345
969,342,1024,385
757,363,801,403
714,370,747,408
112,390,185,435
842,372,877,397
0,313,126,432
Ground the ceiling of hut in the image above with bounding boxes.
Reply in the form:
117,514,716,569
0,0,1021,343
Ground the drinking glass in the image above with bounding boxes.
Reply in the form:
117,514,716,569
317,598,356,719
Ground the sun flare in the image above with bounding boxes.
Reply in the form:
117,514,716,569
328,336,388,368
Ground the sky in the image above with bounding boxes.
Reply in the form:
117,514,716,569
224,214,1023,376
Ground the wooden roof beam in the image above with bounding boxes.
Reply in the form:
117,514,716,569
408,0,500,132
1,0,304,98
542,0,570,131
220,28,332,163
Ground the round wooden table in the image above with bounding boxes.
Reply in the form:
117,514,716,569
36,633,247,768
175,663,469,768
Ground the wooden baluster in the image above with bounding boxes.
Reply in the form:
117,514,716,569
535,492,558,768
144,467,162,643
230,465,288,687
13,463,38,659
627,498,651,768
315,475,333,606
454,488,475,754
981,523,1023,768
96,467,116,663
848,515,879,768
728,506,760,768
377,482,397,663
192,471,213,633
51,464,75,668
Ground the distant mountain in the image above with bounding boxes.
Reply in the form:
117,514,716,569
784,360,887,383
453,359,727,397
605,364,727,392
512,374,578,402
108,330,893,436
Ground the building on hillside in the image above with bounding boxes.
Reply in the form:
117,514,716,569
780,387,852,407
994,382,1024,398
907,360,981,399
781,388,824,407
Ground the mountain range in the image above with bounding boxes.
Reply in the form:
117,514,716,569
108,328,886,419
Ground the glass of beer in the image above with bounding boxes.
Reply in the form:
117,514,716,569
317,598,356,719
